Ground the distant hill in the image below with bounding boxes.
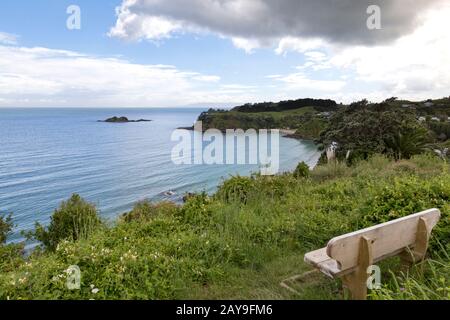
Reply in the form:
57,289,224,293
193,97,450,162
231,98,338,113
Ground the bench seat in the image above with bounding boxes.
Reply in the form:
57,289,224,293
304,246,413,279
302,208,441,300
304,247,343,278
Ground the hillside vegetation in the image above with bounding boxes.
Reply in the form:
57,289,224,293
199,97,450,161
0,154,448,300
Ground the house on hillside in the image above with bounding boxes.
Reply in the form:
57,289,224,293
317,111,332,118
423,100,434,107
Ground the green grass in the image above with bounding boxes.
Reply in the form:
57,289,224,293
199,107,320,133
0,154,448,300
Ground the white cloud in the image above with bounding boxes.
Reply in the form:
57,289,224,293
0,44,248,107
275,37,328,56
231,37,262,54
265,3,450,103
326,5,450,101
0,32,18,45
275,72,346,92
192,75,221,82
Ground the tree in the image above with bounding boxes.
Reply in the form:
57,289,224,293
320,102,430,162
385,125,429,160
0,214,13,244
29,194,102,250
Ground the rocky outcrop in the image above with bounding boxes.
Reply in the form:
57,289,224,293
99,116,152,123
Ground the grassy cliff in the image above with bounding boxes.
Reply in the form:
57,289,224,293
1,154,448,300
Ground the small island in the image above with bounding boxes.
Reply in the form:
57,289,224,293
99,116,152,123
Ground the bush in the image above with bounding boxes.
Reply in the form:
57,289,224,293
0,214,24,273
122,200,178,223
29,194,102,251
177,192,213,225
360,175,450,254
293,161,310,178
0,214,13,244
216,176,255,204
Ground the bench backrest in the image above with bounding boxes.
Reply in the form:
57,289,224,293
326,208,441,271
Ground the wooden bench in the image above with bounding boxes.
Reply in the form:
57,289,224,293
304,208,441,300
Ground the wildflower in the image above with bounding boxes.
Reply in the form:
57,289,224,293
18,277,27,284
90,284,99,294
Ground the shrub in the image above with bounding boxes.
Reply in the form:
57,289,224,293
360,176,450,254
177,192,213,225
0,214,24,273
29,194,102,251
293,161,310,178
0,214,13,244
122,201,178,223
216,175,255,204
0,242,24,273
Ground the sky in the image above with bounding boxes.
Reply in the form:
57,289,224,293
0,0,449,108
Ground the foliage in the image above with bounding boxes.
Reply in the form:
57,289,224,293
122,201,178,223
0,214,24,274
294,116,328,140
0,155,448,300
28,194,102,251
370,245,450,300
358,174,450,254
0,214,13,244
216,175,256,204
293,162,310,178
385,125,429,160
231,98,337,113
320,101,431,162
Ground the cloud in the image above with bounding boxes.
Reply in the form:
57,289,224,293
263,3,450,103
0,44,245,107
2,0,449,108
327,5,450,101
0,32,18,45
109,0,445,50
272,72,346,93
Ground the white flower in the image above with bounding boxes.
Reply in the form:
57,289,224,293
91,288,99,294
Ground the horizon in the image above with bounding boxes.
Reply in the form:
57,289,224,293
1,0,449,108
0,95,448,110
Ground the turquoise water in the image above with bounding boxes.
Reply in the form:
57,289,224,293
0,108,320,241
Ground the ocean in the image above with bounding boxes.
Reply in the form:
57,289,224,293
0,108,320,242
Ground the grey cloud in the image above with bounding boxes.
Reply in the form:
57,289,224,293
113,0,445,46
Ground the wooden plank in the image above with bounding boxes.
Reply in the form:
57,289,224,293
304,248,342,278
414,217,430,260
304,247,329,266
326,208,441,271
342,237,373,300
